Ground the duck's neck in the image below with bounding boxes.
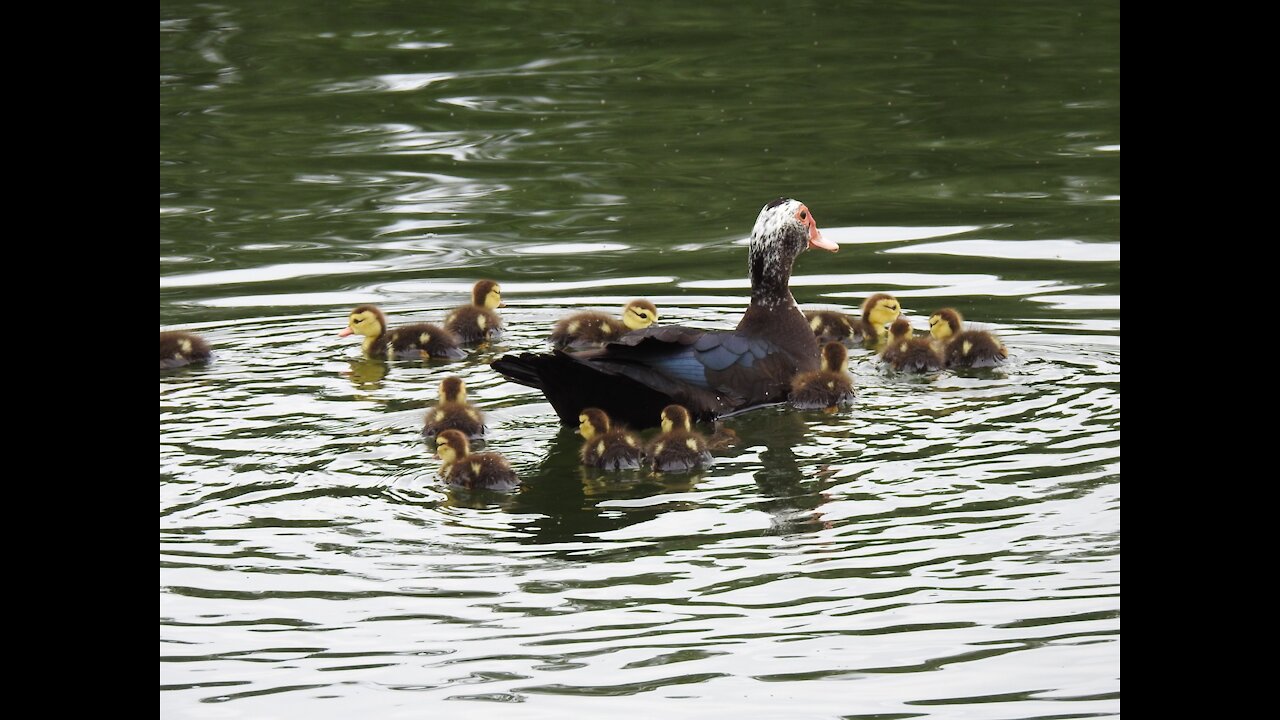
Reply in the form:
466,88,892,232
737,245,818,368
746,243,797,310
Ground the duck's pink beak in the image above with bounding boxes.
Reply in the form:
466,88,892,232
338,327,353,337
799,206,838,252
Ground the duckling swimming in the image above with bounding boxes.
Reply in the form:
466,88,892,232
880,317,945,373
550,299,659,349
339,305,465,360
806,293,901,346
929,308,1008,368
160,331,212,369
444,280,504,344
577,407,644,470
789,342,855,410
647,404,713,472
434,429,519,491
422,376,486,440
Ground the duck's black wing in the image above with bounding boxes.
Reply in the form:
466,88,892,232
491,325,795,428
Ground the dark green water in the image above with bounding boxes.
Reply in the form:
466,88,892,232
161,1,1119,717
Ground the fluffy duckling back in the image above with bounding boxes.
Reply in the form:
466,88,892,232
340,305,464,360
422,376,486,440
160,331,212,369
578,407,644,470
444,280,504,344
789,342,855,410
549,299,659,349
880,317,945,373
435,429,519,491
647,404,713,472
929,308,1008,368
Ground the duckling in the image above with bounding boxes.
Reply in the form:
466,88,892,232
880,317,945,373
444,280,504,344
339,305,464,360
577,407,644,470
434,429,519,491
160,331,212,369
549,299,659,349
806,293,902,346
422,376,486,440
789,342,855,410
929,308,1008,368
647,404,713,472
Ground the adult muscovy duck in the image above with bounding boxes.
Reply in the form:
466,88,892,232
491,198,839,428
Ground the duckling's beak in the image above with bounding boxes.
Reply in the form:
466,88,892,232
338,327,354,337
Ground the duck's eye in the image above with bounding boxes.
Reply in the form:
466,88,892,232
800,211,808,220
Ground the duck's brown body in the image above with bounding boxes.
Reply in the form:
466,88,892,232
160,331,212,369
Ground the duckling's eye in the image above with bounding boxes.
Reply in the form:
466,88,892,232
352,317,363,324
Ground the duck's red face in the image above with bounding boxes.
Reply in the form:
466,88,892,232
796,204,837,252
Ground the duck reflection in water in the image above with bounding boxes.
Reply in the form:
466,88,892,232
343,358,388,388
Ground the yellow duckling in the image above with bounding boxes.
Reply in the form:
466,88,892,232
160,331,212,369
444,280,504,344
422,376,486,440
929,308,1008,368
647,404,713,472
339,305,464,360
577,407,644,470
789,342,855,410
550,299,659,349
804,293,901,346
434,429,519,491
880,317,945,373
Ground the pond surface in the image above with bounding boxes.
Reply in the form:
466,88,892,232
160,1,1120,717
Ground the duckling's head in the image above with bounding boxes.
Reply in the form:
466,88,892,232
578,408,611,440
862,293,902,328
439,376,467,403
472,280,503,310
660,404,693,433
889,317,913,340
819,342,849,373
339,305,386,339
435,429,471,463
622,300,659,330
929,308,963,341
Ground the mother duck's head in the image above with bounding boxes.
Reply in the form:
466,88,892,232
749,198,839,305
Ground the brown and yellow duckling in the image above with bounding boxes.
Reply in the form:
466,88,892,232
804,293,901,346
647,404,713,472
339,305,465,360
160,331,212,369
422,376,486,440
880,317,945,373
929,308,1008,368
549,299,659,349
434,429,519,491
577,407,644,470
444,279,504,344
789,342,855,410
